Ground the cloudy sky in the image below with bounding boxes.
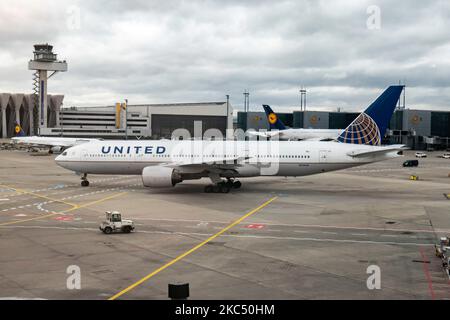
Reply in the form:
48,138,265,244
1,0,450,112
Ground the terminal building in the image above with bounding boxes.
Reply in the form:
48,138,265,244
0,93,63,138
0,90,449,150
0,94,233,140
0,88,448,150
52,101,233,139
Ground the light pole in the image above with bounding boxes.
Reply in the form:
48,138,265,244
243,90,249,112
124,99,128,140
61,106,63,137
299,88,307,111
226,94,230,140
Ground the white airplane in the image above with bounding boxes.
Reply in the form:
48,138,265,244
248,104,342,141
11,124,101,154
56,85,404,192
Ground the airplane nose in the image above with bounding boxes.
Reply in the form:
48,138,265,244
55,154,63,162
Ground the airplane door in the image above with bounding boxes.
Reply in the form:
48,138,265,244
81,149,88,160
319,150,328,162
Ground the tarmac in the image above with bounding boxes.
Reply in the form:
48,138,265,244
0,147,450,300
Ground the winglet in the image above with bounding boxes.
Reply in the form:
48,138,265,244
262,105,286,130
337,85,404,146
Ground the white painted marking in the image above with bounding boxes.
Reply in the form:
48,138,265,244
14,214,27,217
0,225,433,247
196,222,209,227
0,199,9,201
126,218,440,234
351,233,367,236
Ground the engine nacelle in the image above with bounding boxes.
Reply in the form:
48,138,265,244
235,165,260,177
141,166,182,188
49,146,63,154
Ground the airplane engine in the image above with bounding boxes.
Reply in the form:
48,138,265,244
235,165,260,177
49,146,63,154
141,166,182,188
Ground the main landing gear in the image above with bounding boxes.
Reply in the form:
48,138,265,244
81,173,90,187
204,178,241,193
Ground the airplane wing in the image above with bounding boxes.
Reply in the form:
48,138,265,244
164,156,250,172
41,141,75,148
31,141,74,148
12,137,98,148
12,138,72,148
347,145,406,158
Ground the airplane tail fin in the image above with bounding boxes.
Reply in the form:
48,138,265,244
336,85,404,146
262,105,286,130
14,122,26,137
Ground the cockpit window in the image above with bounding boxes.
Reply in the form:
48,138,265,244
62,151,68,156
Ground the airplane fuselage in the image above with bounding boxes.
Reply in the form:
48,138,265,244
56,140,400,178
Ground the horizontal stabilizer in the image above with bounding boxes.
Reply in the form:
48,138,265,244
247,130,281,138
347,145,405,158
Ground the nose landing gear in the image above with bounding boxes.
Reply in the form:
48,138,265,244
81,173,90,187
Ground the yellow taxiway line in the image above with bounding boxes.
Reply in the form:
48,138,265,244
0,184,77,208
0,212,62,226
0,191,127,226
108,196,278,300
65,192,128,212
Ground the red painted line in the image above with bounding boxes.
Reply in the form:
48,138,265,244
245,223,265,230
419,247,435,300
54,215,73,222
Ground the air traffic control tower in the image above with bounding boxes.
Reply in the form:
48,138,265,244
28,44,67,133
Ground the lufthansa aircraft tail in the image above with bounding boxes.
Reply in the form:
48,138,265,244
14,122,26,137
337,85,404,146
262,105,286,131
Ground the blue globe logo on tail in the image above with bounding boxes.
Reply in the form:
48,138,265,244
337,112,381,146
336,85,404,146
